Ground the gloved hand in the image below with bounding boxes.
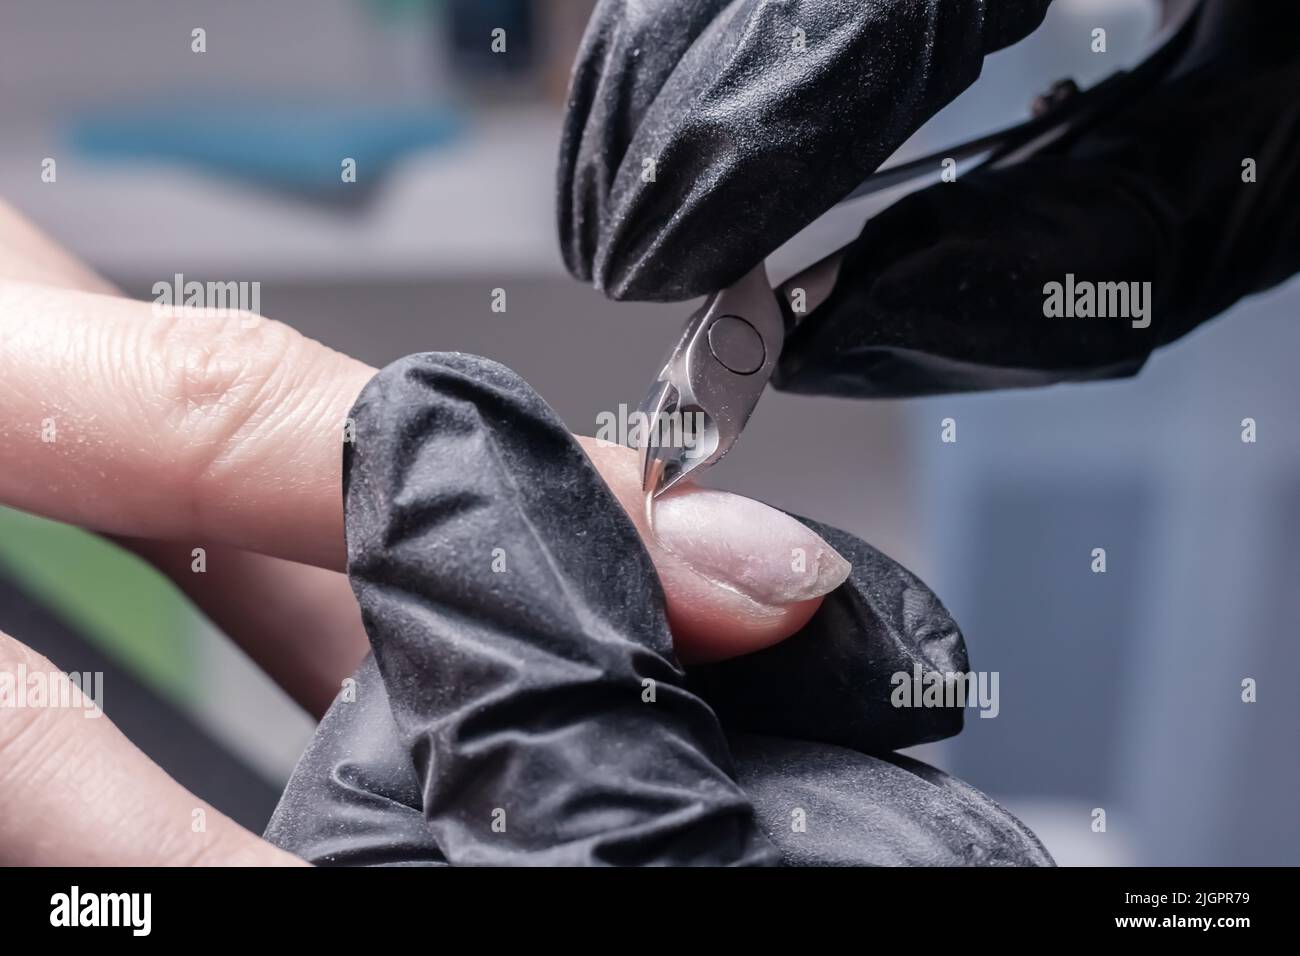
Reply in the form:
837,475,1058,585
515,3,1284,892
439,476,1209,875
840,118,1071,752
774,1,1300,397
557,0,1053,301
265,353,1052,866
560,1,1300,398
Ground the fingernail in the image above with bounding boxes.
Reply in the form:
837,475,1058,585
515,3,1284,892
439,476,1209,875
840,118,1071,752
651,489,852,606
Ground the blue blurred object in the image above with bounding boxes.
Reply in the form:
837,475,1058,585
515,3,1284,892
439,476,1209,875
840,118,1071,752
67,100,465,199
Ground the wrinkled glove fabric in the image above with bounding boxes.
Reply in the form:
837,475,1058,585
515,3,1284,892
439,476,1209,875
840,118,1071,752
265,353,1051,866
557,0,1052,301
773,2,1300,397
559,1,1300,399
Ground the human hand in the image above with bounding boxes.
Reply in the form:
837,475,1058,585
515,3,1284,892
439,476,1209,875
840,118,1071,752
560,1,1300,398
774,3,1300,398
0,205,849,863
557,0,1051,300
268,352,970,866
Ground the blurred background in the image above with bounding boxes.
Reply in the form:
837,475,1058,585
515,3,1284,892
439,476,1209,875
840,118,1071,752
1,0,1295,865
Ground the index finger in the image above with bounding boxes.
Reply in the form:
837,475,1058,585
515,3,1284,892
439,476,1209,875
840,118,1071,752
0,279,372,569
0,279,849,660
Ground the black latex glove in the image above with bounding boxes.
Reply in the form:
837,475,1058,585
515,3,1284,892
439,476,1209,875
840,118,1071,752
561,0,1300,397
265,353,1051,866
774,1,1300,397
557,0,1053,301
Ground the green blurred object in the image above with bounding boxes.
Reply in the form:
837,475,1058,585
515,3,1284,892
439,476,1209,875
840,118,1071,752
0,507,197,704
